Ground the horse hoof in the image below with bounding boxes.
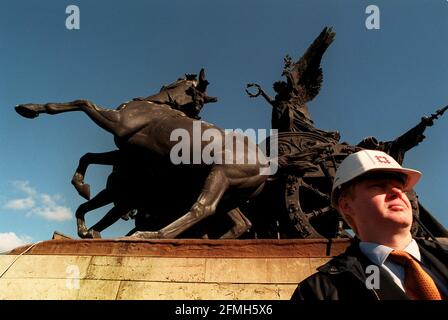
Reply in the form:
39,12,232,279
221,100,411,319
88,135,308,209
15,105,39,119
120,211,130,221
88,229,102,239
78,184,91,200
71,176,91,200
78,229,101,239
78,230,88,239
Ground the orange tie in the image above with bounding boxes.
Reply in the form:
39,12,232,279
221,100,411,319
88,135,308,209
388,250,442,300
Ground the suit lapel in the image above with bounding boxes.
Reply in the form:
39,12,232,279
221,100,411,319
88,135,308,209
355,244,409,300
376,267,409,300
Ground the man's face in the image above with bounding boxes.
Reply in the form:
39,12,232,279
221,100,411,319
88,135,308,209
339,175,413,240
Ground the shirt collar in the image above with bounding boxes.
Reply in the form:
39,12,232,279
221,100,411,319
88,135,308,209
359,239,421,266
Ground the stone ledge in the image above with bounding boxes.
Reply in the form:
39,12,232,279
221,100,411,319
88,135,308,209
9,238,351,258
1,239,351,299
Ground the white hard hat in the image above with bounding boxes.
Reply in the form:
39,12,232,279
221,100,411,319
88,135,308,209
331,149,421,207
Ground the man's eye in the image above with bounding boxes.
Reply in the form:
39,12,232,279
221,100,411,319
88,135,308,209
369,184,386,190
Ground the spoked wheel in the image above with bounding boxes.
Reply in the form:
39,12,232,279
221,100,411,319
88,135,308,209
285,174,343,238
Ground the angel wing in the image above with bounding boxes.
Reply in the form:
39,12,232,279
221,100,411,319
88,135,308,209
284,26,335,102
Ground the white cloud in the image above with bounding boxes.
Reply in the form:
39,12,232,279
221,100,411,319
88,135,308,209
12,181,37,197
40,194,57,207
0,232,32,252
4,197,35,210
32,205,72,221
3,181,72,222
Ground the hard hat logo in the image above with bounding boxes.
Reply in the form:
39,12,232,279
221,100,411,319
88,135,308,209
374,155,391,164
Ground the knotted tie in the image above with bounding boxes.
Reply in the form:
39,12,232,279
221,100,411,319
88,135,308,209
388,250,442,300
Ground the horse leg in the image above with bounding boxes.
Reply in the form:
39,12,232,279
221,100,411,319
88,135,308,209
72,150,122,200
16,99,154,138
87,205,131,239
131,166,229,239
75,189,113,238
15,100,132,137
220,208,252,239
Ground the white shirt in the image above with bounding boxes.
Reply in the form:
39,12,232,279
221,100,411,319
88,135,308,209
359,239,448,297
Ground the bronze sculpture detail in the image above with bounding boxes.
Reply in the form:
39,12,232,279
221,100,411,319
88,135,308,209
16,69,269,239
15,28,448,240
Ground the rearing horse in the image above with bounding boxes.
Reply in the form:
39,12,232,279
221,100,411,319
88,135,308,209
70,149,253,239
15,69,270,239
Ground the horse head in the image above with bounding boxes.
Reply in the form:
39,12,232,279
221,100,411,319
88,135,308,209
148,68,218,119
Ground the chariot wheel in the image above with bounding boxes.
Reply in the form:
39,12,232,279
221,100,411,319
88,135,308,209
284,174,343,238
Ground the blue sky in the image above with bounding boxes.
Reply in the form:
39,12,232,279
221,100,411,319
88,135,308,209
1,0,447,250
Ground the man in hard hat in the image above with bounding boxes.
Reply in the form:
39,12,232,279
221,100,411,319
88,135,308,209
291,149,448,300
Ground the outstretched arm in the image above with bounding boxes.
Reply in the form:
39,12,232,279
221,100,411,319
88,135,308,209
246,83,275,106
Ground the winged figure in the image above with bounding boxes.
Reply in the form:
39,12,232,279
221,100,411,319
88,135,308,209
247,26,337,139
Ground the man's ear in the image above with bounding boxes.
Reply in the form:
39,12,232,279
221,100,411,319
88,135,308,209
338,197,355,221
338,196,358,236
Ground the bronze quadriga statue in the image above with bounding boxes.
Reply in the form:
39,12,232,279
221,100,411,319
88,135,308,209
16,27,448,241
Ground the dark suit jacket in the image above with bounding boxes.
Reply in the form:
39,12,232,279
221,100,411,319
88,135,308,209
291,238,448,300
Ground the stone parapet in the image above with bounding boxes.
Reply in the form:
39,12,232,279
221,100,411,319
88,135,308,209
0,238,350,300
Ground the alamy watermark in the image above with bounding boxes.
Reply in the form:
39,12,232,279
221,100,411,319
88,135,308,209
365,5,380,30
66,5,80,30
66,264,80,290
365,265,380,290
170,121,278,175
